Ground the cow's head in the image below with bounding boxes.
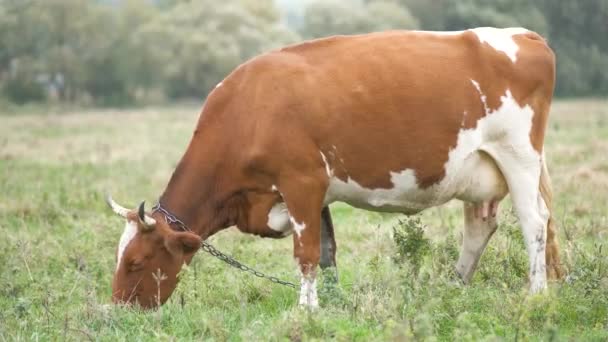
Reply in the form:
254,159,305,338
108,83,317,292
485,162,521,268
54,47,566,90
105,195,201,309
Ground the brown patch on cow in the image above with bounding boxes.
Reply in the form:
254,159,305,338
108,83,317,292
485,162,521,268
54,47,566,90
277,31,494,189
513,32,555,152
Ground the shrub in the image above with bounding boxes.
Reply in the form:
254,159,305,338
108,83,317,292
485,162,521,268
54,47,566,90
392,216,431,276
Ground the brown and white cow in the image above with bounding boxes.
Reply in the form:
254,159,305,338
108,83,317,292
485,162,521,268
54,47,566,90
107,27,563,309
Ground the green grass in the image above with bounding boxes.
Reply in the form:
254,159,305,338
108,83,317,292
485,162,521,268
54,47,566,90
1,100,607,341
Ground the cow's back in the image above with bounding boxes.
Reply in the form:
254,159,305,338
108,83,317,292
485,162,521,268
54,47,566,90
204,28,555,211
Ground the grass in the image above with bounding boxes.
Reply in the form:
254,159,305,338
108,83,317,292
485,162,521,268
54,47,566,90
1,100,607,341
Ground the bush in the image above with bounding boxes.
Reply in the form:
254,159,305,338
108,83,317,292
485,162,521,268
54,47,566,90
392,216,431,276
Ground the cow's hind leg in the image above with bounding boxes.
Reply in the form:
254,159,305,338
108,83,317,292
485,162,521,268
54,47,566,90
319,206,338,282
456,201,500,283
484,146,549,293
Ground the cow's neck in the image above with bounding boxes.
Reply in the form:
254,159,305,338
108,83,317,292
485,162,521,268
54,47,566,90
158,133,238,239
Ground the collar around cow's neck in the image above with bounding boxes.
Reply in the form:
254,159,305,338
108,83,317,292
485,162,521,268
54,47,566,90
152,202,192,233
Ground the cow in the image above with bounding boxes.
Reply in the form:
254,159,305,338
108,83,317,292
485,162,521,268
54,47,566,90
106,27,563,309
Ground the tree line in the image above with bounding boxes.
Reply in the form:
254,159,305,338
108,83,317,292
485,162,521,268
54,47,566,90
1,0,606,106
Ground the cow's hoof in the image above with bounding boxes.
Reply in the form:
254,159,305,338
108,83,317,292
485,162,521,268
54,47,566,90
450,267,468,286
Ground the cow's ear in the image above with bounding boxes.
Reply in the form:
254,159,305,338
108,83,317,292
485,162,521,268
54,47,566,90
165,231,202,256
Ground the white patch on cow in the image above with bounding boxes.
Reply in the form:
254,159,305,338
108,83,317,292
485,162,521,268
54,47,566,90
319,151,333,177
470,80,490,114
267,202,292,235
299,275,319,308
289,215,306,238
324,169,422,212
471,27,529,63
271,184,278,192
461,111,467,127
116,220,138,272
323,83,534,215
215,82,223,88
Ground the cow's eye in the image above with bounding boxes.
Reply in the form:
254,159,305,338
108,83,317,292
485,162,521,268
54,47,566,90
129,261,144,272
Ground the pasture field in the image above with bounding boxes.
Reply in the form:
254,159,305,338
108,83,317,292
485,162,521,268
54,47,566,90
1,100,607,341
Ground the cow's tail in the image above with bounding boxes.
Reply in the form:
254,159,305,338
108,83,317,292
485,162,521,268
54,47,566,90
539,155,564,279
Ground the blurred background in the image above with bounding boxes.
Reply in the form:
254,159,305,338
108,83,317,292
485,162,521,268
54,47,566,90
1,0,606,109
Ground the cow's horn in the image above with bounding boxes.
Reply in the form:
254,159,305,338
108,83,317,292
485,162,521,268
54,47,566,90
105,194,130,218
137,201,156,229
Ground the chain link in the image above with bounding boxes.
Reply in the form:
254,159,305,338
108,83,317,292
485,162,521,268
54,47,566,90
152,202,297,289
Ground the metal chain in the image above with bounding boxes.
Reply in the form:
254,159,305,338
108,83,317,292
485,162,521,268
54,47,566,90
152,202,297,289
200,241,297,288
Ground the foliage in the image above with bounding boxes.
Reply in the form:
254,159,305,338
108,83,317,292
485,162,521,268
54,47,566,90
539,0,608,96
300,0,418,39
0,0,606,103
0,0,295,104
134,0,296,99
0,0,154,105
392,217,431,275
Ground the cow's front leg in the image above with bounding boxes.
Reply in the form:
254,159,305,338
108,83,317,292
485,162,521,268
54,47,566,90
292,203,322,309
279,175,326,309
297,248,319,309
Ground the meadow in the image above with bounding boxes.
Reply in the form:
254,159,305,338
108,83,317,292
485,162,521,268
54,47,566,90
1,100,607,341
